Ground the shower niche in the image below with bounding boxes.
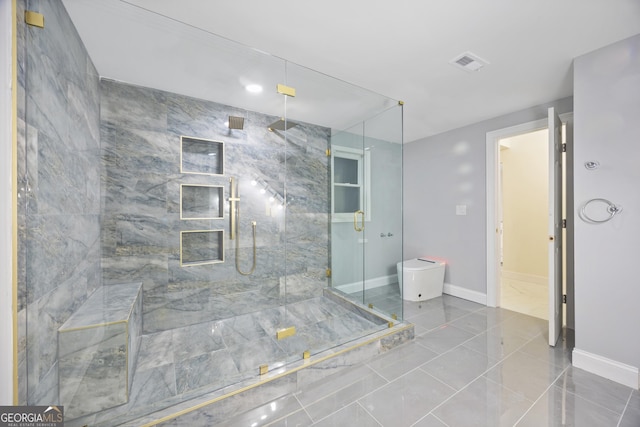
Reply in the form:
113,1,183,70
181,136,224,175
180,230,225,266
180,184,224,220
179,136,226,267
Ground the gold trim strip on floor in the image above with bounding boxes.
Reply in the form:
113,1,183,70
58,319,129,333
141,324,413,427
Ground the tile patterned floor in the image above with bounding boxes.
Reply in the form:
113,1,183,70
194,295,640,427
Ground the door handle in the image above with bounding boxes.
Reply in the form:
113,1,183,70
354,210,365,232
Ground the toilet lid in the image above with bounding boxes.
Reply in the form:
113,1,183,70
402,258,444,271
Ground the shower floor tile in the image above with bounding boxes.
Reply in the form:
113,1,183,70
74,295,387,426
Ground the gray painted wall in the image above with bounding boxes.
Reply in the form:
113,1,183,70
573,34,640,371
366,139,403,280
404,97,572,294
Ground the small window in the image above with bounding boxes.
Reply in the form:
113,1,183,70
331,146,370,222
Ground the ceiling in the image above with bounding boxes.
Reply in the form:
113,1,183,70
62,0,640,143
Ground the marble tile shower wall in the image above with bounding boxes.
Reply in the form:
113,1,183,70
17,0,332,412
99,79,331,334
16,0,102,405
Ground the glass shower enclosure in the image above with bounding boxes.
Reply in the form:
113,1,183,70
16,0,403,425
330,108,404,319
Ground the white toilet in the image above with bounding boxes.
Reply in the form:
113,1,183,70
396,258,445,301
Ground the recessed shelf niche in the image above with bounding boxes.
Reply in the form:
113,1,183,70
181,136,224,175
180,184,224,220
180,230,224,267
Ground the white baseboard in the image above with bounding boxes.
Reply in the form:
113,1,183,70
336,278,489,307
443,283,487,305
572,348,639,389
501,270,547,286
334,274,397,294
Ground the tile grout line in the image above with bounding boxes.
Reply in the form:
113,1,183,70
553,373,633,420
616,391,634,427
281,303,552,426
355,400,384,427
309,305,538,425
511,364,570,426
410,411,451,427
424,352,505,414
422,333,517,418
296,366,390,422
292,393,314,425
422,326,547,420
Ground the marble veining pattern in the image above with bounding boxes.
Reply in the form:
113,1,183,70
59,282,142,329
17,0,102,406
17,3,404,424
99,78,331,336
64,295,391,426
58,283,142,419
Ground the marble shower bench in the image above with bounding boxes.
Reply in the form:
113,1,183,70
58,282,143,419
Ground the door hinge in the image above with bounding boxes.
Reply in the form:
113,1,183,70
562,219,567,228
563,294,567,304
562,143,567,152
326,149,331,157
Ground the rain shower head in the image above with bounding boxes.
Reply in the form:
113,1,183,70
228,116,245,130
267,118,297,132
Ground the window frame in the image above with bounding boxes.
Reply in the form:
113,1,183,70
331,145,371,222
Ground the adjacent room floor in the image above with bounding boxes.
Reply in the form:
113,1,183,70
163,295,640,426
500,274,548,320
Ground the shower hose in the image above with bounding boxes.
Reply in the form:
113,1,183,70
235,219,257,275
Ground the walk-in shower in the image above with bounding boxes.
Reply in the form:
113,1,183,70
15,1,405,425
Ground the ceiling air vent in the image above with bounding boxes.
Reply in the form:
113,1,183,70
450,52,489,72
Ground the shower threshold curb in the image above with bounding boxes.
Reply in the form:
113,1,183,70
127,315,414,426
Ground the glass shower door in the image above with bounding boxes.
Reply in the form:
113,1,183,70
330,124,366,303
330,104,404,320
362,105,404,320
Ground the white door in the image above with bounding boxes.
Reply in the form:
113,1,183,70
548,107,563,346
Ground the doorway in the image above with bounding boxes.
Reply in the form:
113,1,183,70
499,129,549,319
486,112,575,340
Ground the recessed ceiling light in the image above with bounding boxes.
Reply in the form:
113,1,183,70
245,84,263,93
